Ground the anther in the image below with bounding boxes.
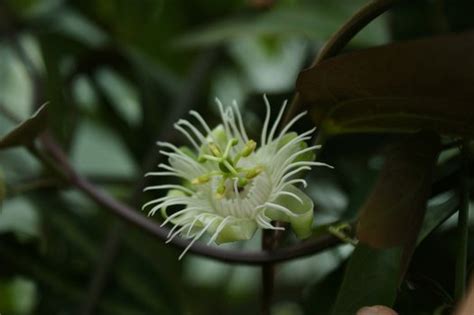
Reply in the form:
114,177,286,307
246,166,263,179
208,142,222,157
191,174,210,185
241,140,256,157
237,177,248,187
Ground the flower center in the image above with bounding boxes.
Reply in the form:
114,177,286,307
191,138,263,198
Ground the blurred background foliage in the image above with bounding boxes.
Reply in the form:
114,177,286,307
0,0,473,314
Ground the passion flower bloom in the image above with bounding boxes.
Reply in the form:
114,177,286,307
143,96,330,259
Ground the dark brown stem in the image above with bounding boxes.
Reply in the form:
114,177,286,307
261,229,275,315
79,221,123,315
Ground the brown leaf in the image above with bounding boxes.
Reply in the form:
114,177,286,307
455,279,474,315
356,132,440,278
357,132,440,247
296,31,474,136
0,103,49,149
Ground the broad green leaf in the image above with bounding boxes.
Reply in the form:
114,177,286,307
331,244,402,315
297,31,474,136
0,104,48,150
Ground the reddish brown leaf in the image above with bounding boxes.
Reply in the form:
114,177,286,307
296,31,474,136
357,132,440,249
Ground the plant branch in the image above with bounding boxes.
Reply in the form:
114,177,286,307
261,229,275,315
24,133,348,265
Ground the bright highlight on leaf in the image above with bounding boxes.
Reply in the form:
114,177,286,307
143,96,331,259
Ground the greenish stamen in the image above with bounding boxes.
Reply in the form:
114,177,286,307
191,138,262,197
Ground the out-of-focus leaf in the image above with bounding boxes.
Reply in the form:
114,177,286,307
95,67,141,126
71,120,138,177
417,192,459,245
332,244,402,315
0,104,48,150
0,197,39,240
210,67,248,106
0,43,33,121
229,36,307,93
47,8,108,48
176,4,388,48
297,32,474,136
0,276,37,314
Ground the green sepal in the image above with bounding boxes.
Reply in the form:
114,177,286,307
266,184,314,239
215,219,257,244
178,215,258,245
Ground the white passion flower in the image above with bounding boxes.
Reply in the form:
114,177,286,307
143,96,331,259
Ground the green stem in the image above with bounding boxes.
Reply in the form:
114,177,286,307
455,139,470,300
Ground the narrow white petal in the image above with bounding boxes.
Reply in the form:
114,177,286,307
274,190,303,204
277,111,308,141
179,217,218,260
268,100,287,143
144,184,194,195
232,100,249,142
207,216,232,245
174,124,200,151
261,94,271,146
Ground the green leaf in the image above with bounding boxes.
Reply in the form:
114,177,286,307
71,119,138,177
0,103,48,149
417,193,459,245
331,244,402,315
297,32,474,136
0,197,40,240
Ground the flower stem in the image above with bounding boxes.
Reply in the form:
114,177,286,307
261,229,275,315
455,139,471,300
